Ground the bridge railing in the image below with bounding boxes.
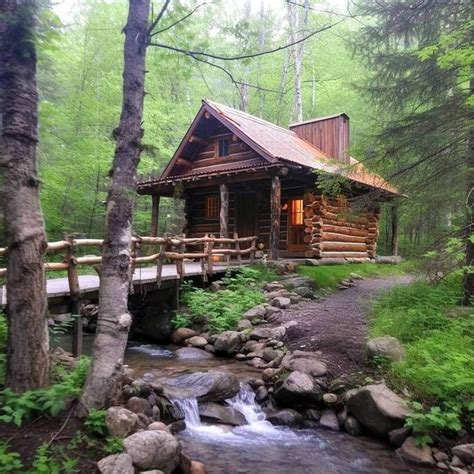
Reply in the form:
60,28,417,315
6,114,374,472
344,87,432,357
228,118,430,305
0,233,257,288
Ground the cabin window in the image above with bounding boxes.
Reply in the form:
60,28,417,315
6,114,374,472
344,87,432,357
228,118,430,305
217,138,230,157
290,199,304,226
205,196,219,218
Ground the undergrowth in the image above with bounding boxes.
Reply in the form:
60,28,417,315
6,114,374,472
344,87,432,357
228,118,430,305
298,262,410,291
370,274,474,445
174,266,272,332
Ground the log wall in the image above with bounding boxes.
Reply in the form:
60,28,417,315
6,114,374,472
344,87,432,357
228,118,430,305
304,193,379,261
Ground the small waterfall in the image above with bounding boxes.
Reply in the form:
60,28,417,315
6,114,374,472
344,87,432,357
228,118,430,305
173,397,201,428
226,383,266,424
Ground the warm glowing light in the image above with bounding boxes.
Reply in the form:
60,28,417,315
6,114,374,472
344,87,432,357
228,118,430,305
290,199,304,226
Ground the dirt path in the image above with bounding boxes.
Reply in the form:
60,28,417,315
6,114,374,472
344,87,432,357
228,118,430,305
273,275,413,378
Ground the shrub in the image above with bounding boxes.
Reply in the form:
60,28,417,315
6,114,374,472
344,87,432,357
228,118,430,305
84,409,108,436
0,357,90,426
0,443,23,472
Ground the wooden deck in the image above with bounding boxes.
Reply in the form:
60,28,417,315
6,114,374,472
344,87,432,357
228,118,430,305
0,262,239,307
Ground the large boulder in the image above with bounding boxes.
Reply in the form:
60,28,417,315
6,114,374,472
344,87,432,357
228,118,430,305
396,437,435,467
175,347,214,360
198,402,246,426
250,326,286,341
98,453,134,474
123,430,181,473
185,336,208,348
273,371,323,407
162,371,240,402
366,336,406,362
267,409,303,427
280,275,315,290
171,328,198,345
319,409,339,431
213,331,241,355
125,396,152,416
106,407,138,438
242,305,267,321
347,383,409,437
452,444,474,464
281,351,327,377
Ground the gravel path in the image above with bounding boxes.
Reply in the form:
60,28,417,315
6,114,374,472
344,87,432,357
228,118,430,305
273,275,413,378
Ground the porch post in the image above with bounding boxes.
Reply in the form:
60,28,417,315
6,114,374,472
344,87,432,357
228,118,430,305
151,194,160,237
219,183,229,238
270,175,281,260
390,203,399,256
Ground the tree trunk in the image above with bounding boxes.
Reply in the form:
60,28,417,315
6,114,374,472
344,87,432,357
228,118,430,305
0,0,50,392
390,204,399,256
219,183,229,238
150,194,160,237
79,0,150,412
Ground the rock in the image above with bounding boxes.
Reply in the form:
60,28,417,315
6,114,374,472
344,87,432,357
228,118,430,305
106,407,138,438
185,336,208,348
303,409,321,421
437,461,449,470
126,397,152,416
451,455,465,468
198,402,246,426
163,371,240,402
242,305,267,321
168,420,186,435
265,306,281,318
262,347,283,363
190,461,207,474
366,336,406,362
322,393,338,406
376,255,402,264
337,407,348,426
451,444,474,464
264,282,284,292
213,331,241,355
255,386,268,402
271,296,291,309
449,467,468,474
396,437,435,467
433,452,449,463
243,340,265,353
388,427,412,447
273,371,322,407
237,319,253,330
293,286,315,299
305,259,320,266
250,326,286,341
176,347,214,360
281,351,327,377
262,368,282,382
267,409,303,427
347,383,409,437
131,379,152,398
171,328,198,345
98,453,134,474
247,357,267,368
320,409,340,431
123,431,181,472
344,416,362,436
148,422,171,433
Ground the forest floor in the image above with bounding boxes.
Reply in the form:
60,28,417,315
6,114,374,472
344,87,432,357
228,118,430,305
271,274,413,378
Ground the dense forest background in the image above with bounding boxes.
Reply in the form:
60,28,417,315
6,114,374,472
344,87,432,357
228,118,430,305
26,0,464,256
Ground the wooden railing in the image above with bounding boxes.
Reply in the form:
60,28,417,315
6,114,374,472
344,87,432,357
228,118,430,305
0,233,257,288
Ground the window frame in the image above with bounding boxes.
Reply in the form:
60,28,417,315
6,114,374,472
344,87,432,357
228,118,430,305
216,137,230,158
205,195,220,219
289,198,305,227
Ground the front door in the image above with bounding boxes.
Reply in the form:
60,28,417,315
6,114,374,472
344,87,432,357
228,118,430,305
288,197,306,251
236,193,257,238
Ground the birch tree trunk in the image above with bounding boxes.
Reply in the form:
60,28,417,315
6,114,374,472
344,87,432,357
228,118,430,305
0,0,50,392
79,0,150,411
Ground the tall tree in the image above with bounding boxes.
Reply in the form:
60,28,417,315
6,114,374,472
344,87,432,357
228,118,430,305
0,0,50,391
79,0,150,411
354,0,472,299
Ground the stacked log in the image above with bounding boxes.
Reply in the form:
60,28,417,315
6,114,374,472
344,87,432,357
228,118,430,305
302,193,380,261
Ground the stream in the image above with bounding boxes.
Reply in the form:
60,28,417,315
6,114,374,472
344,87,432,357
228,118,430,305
63,335,428,473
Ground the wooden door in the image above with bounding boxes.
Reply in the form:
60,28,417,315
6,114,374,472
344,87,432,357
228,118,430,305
236,193,257,237
288,197,306,251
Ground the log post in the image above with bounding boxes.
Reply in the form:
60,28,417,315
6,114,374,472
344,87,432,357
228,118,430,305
390,204,399,257
220,184,229,264
270,175,281,260
234,232,241,266
207,234,214,276
151,194,160,237
65,235,82,357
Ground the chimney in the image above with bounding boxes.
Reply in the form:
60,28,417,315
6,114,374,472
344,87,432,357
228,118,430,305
289,113,350,163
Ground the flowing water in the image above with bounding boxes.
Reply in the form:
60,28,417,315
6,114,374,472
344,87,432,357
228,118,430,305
59,336,428,473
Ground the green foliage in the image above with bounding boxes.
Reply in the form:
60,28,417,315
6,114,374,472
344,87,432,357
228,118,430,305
84,409,108,436
405,402,464,446
0,443,23,472
172,312,192,330
179,267,267,332
0,357,90,426
298,262,409,292
104,437,123,454
370,275,474,443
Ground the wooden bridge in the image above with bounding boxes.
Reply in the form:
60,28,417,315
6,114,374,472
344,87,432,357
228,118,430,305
0,233,257,307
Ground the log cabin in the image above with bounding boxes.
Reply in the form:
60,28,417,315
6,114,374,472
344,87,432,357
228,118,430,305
137,99,399,261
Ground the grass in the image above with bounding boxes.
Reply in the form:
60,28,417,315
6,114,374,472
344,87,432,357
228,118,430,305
370,275,474,404
298,262,410,291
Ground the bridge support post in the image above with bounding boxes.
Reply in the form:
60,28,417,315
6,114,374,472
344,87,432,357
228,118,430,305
151,194,160,237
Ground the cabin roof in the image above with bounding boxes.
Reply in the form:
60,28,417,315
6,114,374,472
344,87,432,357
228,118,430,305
289,113,349,127
138,99,399,196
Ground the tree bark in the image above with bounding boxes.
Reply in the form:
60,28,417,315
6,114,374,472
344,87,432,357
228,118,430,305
390,204,399,257
270,175,281,260
0,0,50,392
79,0,150,412
219,183,229,238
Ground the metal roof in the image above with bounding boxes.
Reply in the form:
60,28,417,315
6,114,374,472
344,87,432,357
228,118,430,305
138,99,399,195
